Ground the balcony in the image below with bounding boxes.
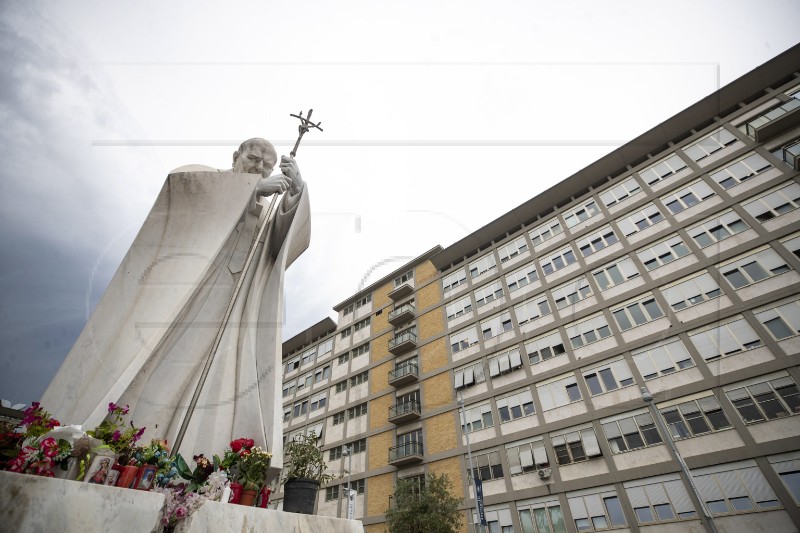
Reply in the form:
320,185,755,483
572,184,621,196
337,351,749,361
388,362,419,387
388,303,416,326
389,331,417,355
388,282,413,301
388,400,421,424
388,442,424,467
745,99,800,142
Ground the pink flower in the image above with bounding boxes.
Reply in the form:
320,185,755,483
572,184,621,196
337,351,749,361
133,426,146,443
40,437,59,458
8,455,27,473
108,402,117,414
175,506,188,518
121,404,130,415
112,430,121,442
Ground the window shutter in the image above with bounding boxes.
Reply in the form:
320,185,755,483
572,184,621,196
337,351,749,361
510,349,523,368
533,445,548,467
568,497,588,520
499,355,511,374
739,467,778,503
489,358,501,377
464,367,475,386
519,448,534,468
498,509,513,527
633,353,657,378
625,486,648,508
694,474,724,501
584,494,604,517
644,483,670,505
664,480,694,515
582,429,602,457
454,371,465,389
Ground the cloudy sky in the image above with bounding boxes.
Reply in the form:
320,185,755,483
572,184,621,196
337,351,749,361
1,0,798,406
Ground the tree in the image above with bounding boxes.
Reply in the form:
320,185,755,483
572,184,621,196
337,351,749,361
385,472,463,533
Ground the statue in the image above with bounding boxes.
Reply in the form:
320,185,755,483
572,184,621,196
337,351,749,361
41,132,313,481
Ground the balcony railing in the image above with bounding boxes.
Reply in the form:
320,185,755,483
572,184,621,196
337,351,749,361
388,303,416,326
388,400,421,424
388,442,424,466
388,362,419,387
388,331,417,355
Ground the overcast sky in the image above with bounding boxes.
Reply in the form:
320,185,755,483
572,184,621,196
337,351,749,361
1,0,798,407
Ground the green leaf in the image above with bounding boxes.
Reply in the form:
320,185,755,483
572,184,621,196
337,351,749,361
174,453,192,480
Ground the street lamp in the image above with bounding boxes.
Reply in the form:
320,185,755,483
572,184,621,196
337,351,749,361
641,386,718,533
342,444,355,520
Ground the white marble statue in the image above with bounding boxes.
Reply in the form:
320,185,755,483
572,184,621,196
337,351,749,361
42,138,310,478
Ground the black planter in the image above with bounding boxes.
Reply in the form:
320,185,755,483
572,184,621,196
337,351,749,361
283,477,320,514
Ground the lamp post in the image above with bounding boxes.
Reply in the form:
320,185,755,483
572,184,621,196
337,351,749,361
342,444,355,520
641,386,718,533
458,389,484,533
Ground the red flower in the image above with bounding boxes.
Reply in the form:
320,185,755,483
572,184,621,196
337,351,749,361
7,455,27,473
243,438,254,449
40,437,59,458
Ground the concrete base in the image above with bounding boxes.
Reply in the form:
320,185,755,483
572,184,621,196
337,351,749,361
0,471,362,533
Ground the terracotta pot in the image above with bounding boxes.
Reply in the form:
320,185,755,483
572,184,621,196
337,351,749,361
229,482,243,504
238,488,258,506
116,465,139,489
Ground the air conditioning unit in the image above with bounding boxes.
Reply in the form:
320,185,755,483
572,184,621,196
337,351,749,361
537,468,552,480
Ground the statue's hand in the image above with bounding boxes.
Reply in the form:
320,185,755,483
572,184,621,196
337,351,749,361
280,155,304,195
256,174,290,197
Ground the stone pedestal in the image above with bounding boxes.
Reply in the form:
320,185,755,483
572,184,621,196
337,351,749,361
0,471,362,533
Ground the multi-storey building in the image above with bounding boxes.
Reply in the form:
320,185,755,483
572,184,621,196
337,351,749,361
274,44,800,532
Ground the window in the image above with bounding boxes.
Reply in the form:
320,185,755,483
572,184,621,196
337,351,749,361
689,316,763,361
394,270,413,287
454,360,485,389
640,153,688,185
442,269,467,293
526,330,567,365
720,247,791,289
309,391,327,412
742,181,800,222
624,476,697,524
474,508,514,533
282,380,296,398
506,437,548,475
754,298,800,340
783,233,800,258
350,371,369,387
481,311,513,340
592,256,640,290
469,253,497,278
300,347,316,367
537,373,582,411
616,203,665,237
552,426,602,466
348,438,366,454
725,373,800,423
487,348,523,377
292,399,308,417
342,304,353,315
581,358,634,396
742,97,800,137
576,226,620,258
551,276,593,309
474,280,503,307
337,352,349,365
296,372,313,391
611,294,664,331
283,408,291,423
446,295,472,321
661,179,716,214
354,294,371,309
332,412,345,425
340,327,351,339
529,218,564,247
497,388,535,422
285,357,300,373
693,461,782,515
314,365,331,383
540,245,578,275
600,176,641,207
602,411,662,453
772,137,800,170
469,450,504,482
353,317,370,332
505,261,539,292
352,479,365,494
632,337,694,379
658,394,731,440
709,152,773,190
514,294,551,325
636,235,691,271
497,237,529,263
450,326,479,353
564,199,601,228
688,209,750,248
334,380,348,393
518,499,566,533
770,455,800,504
566,314,612,350
351,342,369,359
325,485,340,501
329,445,343,460
568,490,627,531
662,272,722,311
347,403,367,419
684,128,738,162
460,402,494,434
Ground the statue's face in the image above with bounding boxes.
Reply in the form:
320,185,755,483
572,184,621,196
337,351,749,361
233,141,276,177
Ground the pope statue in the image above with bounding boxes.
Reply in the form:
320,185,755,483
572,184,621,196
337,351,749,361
42,138,310,477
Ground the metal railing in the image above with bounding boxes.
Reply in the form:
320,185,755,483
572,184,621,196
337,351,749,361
389,330,417,349
389,362,419,382
389,303,415,320
389,400,421,419
389,441,424,462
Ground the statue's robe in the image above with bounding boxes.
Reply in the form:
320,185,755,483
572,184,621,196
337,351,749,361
42,168,310,476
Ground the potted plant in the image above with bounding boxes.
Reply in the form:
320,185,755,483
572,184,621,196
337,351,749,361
236,445,272,506
282,431,335,515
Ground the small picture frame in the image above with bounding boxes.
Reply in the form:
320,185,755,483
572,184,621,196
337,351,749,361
135,464,158,490
105,468,120,487
84,455,115,485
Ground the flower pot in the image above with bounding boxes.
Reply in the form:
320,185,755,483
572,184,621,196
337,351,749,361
238,489,258,506
229,482,243,504
116,465,139,488
282,478,320,515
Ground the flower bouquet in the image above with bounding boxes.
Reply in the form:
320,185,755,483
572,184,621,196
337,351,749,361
86,402,145,466
134,439,177,487
5,403,71,477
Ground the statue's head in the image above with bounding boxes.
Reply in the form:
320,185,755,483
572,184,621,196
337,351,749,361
233,138,277,178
